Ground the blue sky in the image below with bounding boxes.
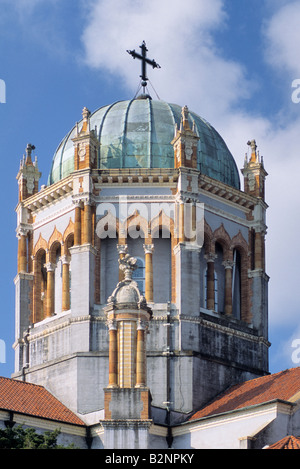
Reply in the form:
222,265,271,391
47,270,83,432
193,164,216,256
0,0,300,378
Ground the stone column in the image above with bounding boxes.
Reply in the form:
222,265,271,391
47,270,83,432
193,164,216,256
32,255,39,323
61,255,70,311
108,320,118,388
17,231,27,273
74,202,82,246
83,202,92,245
179,201,185,243
206,254,216,310
143,244,154,303
223,260,234,316
255,231,264,270
136,320,147,388
45,262,55,318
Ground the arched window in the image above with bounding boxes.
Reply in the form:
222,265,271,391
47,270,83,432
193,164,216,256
132,257,145,295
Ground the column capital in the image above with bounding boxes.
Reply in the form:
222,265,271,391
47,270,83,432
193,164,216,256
205,253,217,263
44,262,55,272
143,244,154,254
117,244,128,255
107,319,117,331
222,260,235,270
16,225,31,239
137,319,148,331
60,255,71,265
72,198,83,208
72,194,96,207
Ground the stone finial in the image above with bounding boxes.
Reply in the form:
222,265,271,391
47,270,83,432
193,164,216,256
82,107,91,121
25,143,35,164
78,107,91,134
242,139,267,199
247,139,258,163
181,105,191,130
118,253,137,281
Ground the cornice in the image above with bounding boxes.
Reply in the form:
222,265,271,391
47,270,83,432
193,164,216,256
198,174,256,210
180,314,270,347
94,167,178,187
19,166,263,218
22,176,73,213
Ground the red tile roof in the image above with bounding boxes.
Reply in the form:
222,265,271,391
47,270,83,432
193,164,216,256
0,377,85,426
266,435,300,449
190,367,300,421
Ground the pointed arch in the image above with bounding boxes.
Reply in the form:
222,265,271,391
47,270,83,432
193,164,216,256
96,210,119,240
63,218,74,245
231,230,249,256
203,219,213,254
150,209,174,240
33,233,48,257
48,227,63,265
213,224,231,260
125,210,149,240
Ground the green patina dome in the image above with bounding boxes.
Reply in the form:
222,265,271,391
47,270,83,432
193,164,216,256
48,97,240,189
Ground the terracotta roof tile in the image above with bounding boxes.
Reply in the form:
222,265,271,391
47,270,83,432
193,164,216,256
190,367,300,421
0,377,85,426
266,435,300,449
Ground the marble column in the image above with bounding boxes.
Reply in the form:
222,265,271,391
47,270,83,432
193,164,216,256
136,320,147,388
223,260,234,316
143,244,154,303
61,255,71,311
206,254,216,311
45,262,55,318
108,319,118,388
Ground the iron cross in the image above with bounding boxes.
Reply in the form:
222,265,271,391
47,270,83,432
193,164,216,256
127,41,161,92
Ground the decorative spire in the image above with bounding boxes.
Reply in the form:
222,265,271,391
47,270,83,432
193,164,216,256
181,105,191,130
81,107,91,133
171,105,199,169
17,144,41,202
72,106,99,171
247,139,258,163
25,143,35,164
242,139,267,199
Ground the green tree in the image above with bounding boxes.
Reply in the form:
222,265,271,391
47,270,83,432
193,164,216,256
0,425,76,449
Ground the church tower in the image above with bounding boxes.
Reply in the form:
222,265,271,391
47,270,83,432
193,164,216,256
13,43,269,448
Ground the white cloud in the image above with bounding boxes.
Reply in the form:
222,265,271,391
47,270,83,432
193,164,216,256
264,1,300,76
81,1,300,330
81,0,253,119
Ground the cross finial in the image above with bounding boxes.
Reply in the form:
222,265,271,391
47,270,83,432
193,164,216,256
127,41,161,94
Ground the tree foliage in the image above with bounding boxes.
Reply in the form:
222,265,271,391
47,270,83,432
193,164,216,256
0,425,75,449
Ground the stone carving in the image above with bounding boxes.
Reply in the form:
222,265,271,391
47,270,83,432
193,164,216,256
118,253,137,281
